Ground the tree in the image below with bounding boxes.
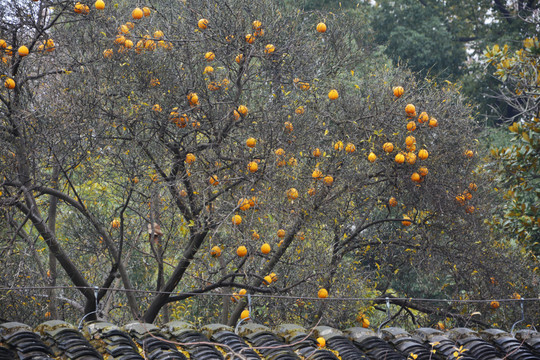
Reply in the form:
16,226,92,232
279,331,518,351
483,36,540,256
1,0,536,329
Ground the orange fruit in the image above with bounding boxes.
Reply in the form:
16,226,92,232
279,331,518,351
185,153,196,164
210,246,221,258
383,142,394,153
418,149,429,160
323,175,334,186
395,153,405,164
132,7,143,19
237,246,247,257
95,0,105,10
240,309,250,319
232,214,242,225
247,161,258,173
261,243,271,254
317,337,326,347
318,288,328,298
393,86,404,97
277,229,286,238
389,197,398,207
198,18,208,29
368,152,377,162
402,215,412,226
246,137,256,148
316,22,327,33
18,45,29,57
328,89,339,100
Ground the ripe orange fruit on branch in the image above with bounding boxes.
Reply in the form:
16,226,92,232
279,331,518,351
210,246,221,258
406,152,417,165
402,215,412,226
246,137,256,148
418,149,429,160
407,121,417,132
132,7,143,19
318,288,328,298
418,112,429,123
317,337,326,347
328,89,339,100
248,161,258,173
405,104,416,116
209,175,219,186
232,214,242,225
393,86,404,98
428,118,438,128
316,22,327,33
142,7,151,16
334,141,344,151
111,219,120,228
198,19,208,29
323,175,334,186
187,92,199,106
95,0,105,10
238,105,248,117
395,153,405,164
465,150,474,158
261,243,271,254
264,275,272,284
287,188,299,200
313,148,321,157
237,246,247,257
411,172,421,182
389,197,398,207
383,142,394,153
245,34,255,44
277,229,286,238
18,46,29,57
205,51,215,61
405,136,416,146
490,300,499,309
240,309,250,319
264,44,275,54
418,167,428,176
312,169,323,179
4,78,15,89
185,153,196,164
345,143,356,153
368,152,377,162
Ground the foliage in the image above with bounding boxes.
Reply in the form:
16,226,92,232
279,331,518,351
0,0,537,331
483,37,540,256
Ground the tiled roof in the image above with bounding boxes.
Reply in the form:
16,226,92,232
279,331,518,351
1,320,539,359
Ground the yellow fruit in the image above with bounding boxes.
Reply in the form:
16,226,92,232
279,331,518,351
209,175,219,186
405,136,416,146
111,219,120,228
4,78,15,89
287,188,299,200
239,289,247,296
18,45,29,57
405,104,416,116
188,92,199,106
132,7,143,19
95,0,105,10
318,288,328,298
246,137,256,148
277,229,286,238
275,148,285,156
261,243,271,254
235,54,244,64
252,20,262,30
232,214,242,225
469,183,478,192
210,246,221,258
316,22,327,33
407,121,417,132
185,153,196,164
284,121,293,132
295,106,305,115
334,141,344,151
124,40,133,48
270,273,278,282
142,7,151,16
198,18,208,29
393,86,404,97
313,148,321,157
264,44,275,54
317,337,326,347
264,275,273,284
395,153,405,164
323,175,334,186
312,169,323,179
465,150,474,158
153,30,164,39
428,118,438,128
362,318,370,328
406,152,417,165
402,215,412,226
245,34,255,44
240,309,250,320
418,167,428,176
205,51,215,61
0,39,6,49
368,152,377,162
389,197,398,207
103,49,113,58
490,300,499,309
328,89,339,100
418,149,429,160
411,172,421,182
237,246,247,257
247,161,258,173
345,143,356,153
383,142,394,153
418,112,429,123
238,105,248,116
